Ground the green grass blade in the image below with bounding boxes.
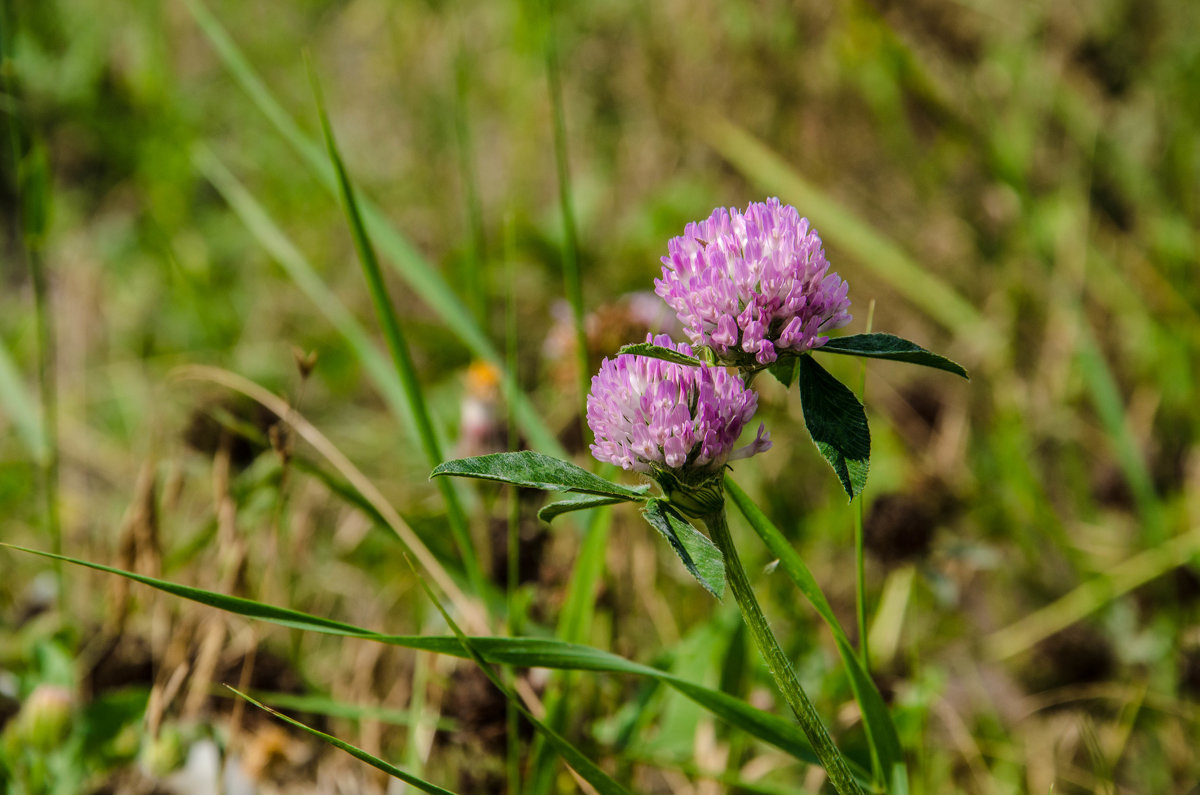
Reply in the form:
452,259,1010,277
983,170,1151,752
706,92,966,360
727,479,903,785
4,543,840,770
227,687,459,795
541,0,589,425
214,689,452,729
1075,321,1165,543
0,339,44,461
451,33,487,324
984,525,1200,661
411,564,635,795
703,116,985,336
309,64,484,600
182,0,563,457
191,146,414,435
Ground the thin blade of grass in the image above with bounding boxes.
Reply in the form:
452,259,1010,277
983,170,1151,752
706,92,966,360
984,524,1200,661
727,478,903,785
702,116,985,337
1075,321,1165,544
309,62,484,600
541,0,589,426
451,28,487,324
191,147,414,437
3,543,839,770
182,0,563,458
226,687,459,795
213,688,453,729
409,559,634,795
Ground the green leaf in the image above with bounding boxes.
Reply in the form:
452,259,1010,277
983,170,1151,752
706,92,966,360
538,493,631,523
641,499,725,599
727,479,904,786
615,342,704,367
3,544,846,773
432,452,648,499
797,356,870,500
766,356,798,388
818,333,968,379
228,687,459,795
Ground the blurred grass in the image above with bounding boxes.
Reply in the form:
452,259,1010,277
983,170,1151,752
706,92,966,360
2,0,1199,791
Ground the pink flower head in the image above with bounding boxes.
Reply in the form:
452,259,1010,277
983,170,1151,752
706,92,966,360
655,198,852,365
587,334,770,474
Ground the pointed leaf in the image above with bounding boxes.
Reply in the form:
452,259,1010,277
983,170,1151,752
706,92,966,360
818,333,968,379
766,356,798,388
641,499,725,598
228,687,458,795
432,452,648,499
616,342,703,367
798,356,870,500
538,493,630,523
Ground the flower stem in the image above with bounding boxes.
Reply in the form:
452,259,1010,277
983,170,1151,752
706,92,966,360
704,507,864,795
855,500,869,669
855,299,876,670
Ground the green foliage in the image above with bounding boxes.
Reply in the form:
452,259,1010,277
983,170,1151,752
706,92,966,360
798,355,871,500
537,492,631,522
433,451,648,499
4,543,833,769
614,342,704,367
641,499,725,599
818,333,968,379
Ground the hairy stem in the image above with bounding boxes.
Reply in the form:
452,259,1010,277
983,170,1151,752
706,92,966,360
704,507,864,795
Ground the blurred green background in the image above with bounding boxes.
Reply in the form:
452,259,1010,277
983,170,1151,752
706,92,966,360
2,0,1198,791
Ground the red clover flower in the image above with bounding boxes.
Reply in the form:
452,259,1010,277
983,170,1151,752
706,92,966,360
655,198,852,365
587,334,770,476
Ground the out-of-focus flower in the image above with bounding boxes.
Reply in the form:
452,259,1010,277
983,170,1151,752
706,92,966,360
587,334,770,475
655,198,852,365
456,360,507,458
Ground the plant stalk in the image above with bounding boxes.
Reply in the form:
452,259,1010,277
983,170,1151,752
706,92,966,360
704,507,864,795
855,299,876,670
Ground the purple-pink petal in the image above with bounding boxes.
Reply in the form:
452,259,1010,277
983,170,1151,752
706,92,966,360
587,334,766,474
657,198,852,361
